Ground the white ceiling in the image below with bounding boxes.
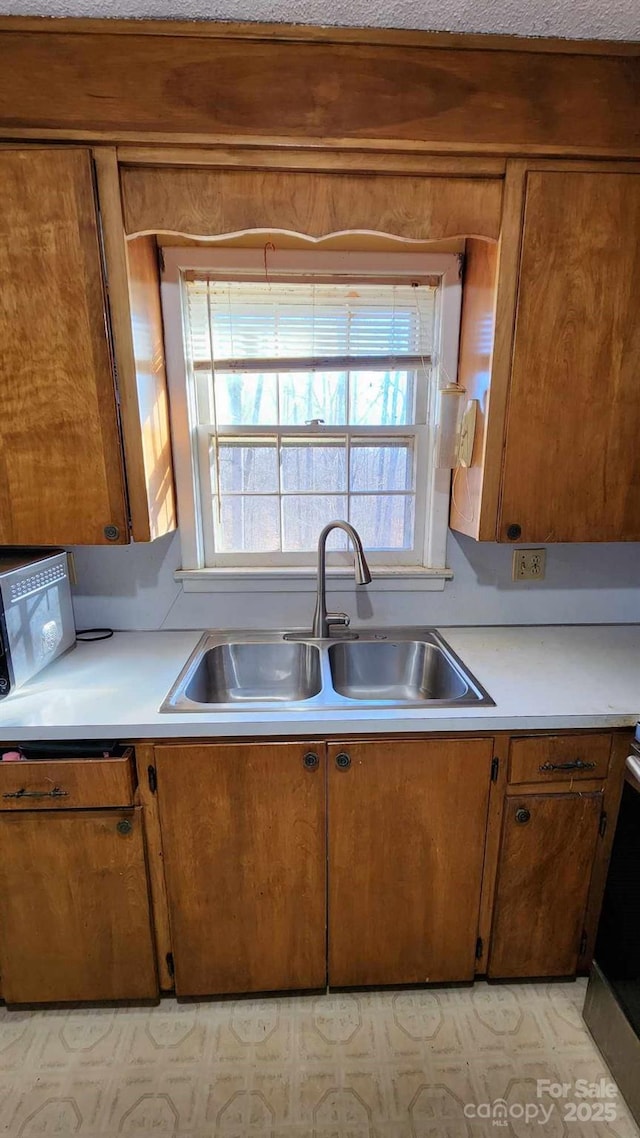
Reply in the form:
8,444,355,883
1,0,639,41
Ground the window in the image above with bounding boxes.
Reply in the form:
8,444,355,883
162,249,462,578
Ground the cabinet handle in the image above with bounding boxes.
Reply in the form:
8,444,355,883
515,807,531,824
335,752,351,770
116,818,133,835
2,786,68,799
539,759,596,773
303,752,319,771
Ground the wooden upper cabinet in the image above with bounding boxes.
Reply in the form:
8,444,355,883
499,170,640,542
452,164,640,543
0,146,175,546
0,148,128,545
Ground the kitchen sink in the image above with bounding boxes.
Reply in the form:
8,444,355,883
328,640,469,702
161,628,494,712
183,641,322,704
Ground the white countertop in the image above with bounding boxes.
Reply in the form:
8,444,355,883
0,625,638,742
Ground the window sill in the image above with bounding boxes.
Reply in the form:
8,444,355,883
175,567,452,593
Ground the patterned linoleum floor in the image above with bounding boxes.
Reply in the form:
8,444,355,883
0,979,637,1137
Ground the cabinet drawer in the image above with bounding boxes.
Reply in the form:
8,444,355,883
509,735,611,785
0,751,135,809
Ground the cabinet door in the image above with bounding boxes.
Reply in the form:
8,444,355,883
499,171,640,542
0,148,127,545
155,742,326,996
488,792,602,978
0,808,157,1003
328,738,493,987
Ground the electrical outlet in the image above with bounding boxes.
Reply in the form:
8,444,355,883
512,548,546,581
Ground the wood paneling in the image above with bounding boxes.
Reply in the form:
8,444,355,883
499,171,640,542
0,808,157,1003
450,159,527,540
119,147,506,176
3,17,639,54
93,147,176,542
121,167,503,241
580,731,631,970
450,238,499,537
135,742,174,992
155,742,326,996
0,754,135,810
0,26,637,156
126,236,176,538
0,147,127,545
328,737,493,987
488,792,602,978
475,739,508,973
509,734,611,785
505,778,606,797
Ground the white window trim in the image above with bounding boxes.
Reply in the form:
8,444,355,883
161,247,461,590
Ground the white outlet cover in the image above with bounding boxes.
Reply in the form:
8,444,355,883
512,548,547,581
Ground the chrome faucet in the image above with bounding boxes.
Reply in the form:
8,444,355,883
311,521,372,638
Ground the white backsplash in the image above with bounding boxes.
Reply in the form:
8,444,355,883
68,530,640,631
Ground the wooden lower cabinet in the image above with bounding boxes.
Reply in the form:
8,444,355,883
155,742,327,996
0,807,158,1003
488,792,603,978
0,730,625,1006
328,738,494,986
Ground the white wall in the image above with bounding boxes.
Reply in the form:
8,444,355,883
1,0,639,40
69,532,640,632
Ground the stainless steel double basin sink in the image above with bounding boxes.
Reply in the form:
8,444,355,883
161,629,494,713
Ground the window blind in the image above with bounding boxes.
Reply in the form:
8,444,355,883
185,280,436,370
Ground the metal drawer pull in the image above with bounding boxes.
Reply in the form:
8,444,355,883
303,752,319,771
335,752,351,770
3,786,68,799
539,759,596,773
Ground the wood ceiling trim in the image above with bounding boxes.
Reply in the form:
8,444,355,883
0,20,637,156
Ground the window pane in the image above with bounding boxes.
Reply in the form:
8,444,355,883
282,496,348,551
218,496,280,552
214,371,277,425
350,494,415,550
349,370,415,426
350,442,413,493
281,441,346,493
279,371,347,426
179,273,451,564
218,442,278,494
